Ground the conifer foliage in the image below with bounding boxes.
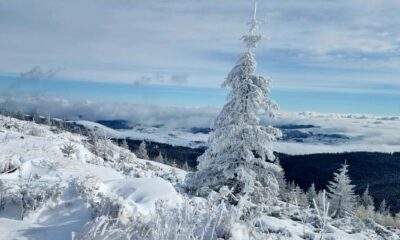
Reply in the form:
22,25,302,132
327,162,357,218
187,1,282,207
137,140,149,160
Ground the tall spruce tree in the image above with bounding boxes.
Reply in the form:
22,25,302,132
327,162,357,218
186,1,282,207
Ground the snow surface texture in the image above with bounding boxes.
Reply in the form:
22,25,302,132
0,116,183,239
1,115,399,240
76,111,400,155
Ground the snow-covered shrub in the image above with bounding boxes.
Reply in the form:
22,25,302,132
86,133,116,162
27,125,45,136
77,193,236,240
0,155,21,174
0,179,64,219
313,190,331,239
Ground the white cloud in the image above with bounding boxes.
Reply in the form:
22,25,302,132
0,0,400,91
0,95,219,128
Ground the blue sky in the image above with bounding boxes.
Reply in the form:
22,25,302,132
0,0,400,116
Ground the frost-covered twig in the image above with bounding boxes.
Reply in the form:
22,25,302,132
313,190,330,240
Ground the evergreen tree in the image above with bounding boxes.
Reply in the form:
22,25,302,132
60,142,77,158
186,1,282,208
137,140,149,160
275,159,287,198
360,185,374,208
294,185,308,206
154,152,165,163
379,200,390,215
327,162,357,218
306,183,317,206
46,114,52,126
121,138,129,150
183,161,191,171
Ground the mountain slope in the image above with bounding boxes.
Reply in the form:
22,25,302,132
0,115,399,239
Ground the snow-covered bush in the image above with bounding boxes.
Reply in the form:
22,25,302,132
313,190,331,239
27,125,45,136
0,178,64,219
77,194,235,240
0,155,21,174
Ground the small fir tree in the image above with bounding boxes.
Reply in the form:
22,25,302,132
137,140,149,160
327,162,357,218
121,138,129,150
154,152,165,163
306,183,317,206
379,200,390,215
360,185,374,209
183,161,191,172
60,142,77,158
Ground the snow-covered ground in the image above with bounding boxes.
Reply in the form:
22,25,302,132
76,111,400,155
0,116,184,239
1,115,399,239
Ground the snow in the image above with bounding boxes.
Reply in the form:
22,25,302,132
99,178,182,216
0,116,184,239
75,120,209,148
76,111,400,155
1,115,399,240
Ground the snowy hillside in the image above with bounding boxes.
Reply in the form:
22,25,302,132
0,115,184,239
1,115,399,239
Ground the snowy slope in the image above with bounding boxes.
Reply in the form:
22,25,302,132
1,115,399,240
0,116,183,240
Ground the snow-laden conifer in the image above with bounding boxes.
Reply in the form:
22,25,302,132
60,142,77,158
360,185,374,208
187,1,282,207
306,183,317,206
154,152,165,163
327,162,357,218
121,138,129,150
137,140,149,160
379,200,390,215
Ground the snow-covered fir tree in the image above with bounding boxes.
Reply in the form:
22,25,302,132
360,185,374,208
379,199,390,215
306,183,317,206
186,1,282,208
60,142,77,158
137,140,149,160
154,152,165,163
120,138,129,150
183,161,191,171
327,162,357,218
